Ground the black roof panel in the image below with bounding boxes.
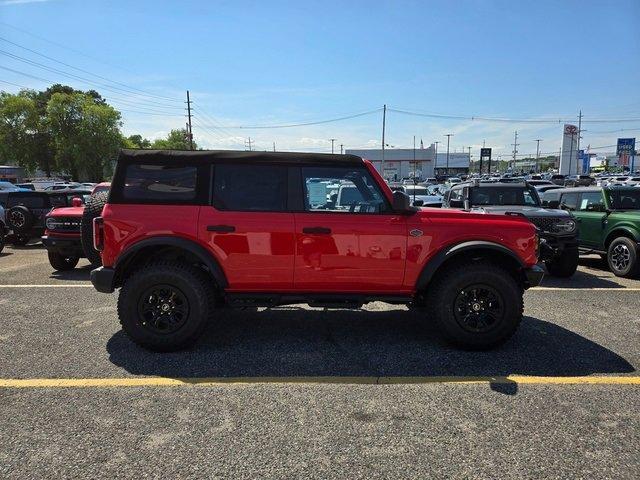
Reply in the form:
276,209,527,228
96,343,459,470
118,149,363,166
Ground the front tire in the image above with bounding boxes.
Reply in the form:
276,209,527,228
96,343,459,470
607,237,639,278
48,251,79,271
117,261,215,352
544,247,579,277
426,262,523,350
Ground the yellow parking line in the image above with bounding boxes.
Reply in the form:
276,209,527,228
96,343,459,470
0,376,638,388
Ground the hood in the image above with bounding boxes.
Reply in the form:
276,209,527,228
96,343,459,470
47,206,84,217
471,205,571,218
419,206,533,225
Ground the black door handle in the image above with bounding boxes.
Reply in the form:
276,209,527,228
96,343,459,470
207,225,235,233
302,226,331,234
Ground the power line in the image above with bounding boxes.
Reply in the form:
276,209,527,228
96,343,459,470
0,36,182,104
204,108,383,129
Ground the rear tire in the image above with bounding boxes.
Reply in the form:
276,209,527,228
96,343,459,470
607,237,639,278
426,262,523,350
544,247,579,277
81,191,108,266
117,261,215,352
48,251,79,271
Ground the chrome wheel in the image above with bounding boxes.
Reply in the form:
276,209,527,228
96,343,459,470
611,244,631,271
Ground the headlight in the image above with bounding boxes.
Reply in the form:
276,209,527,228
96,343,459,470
45,217,59,230
555,219,576,233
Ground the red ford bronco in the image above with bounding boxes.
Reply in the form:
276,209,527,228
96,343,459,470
91,150,543,351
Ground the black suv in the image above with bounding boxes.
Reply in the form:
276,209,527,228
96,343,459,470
0,190,90,245
442,181,579,277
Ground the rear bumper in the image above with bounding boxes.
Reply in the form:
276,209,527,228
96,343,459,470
524,265,545,288
90,266,116,293
41,235,84,257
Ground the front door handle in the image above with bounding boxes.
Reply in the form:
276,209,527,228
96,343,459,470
207,225,235,233
302,226,332,234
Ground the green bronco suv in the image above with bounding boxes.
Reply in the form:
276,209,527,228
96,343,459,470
541,186,640,277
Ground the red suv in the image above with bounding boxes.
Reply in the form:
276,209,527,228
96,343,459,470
91,150,543,351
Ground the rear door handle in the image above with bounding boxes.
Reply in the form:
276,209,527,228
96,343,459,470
207,225,235,233
302,226,332,234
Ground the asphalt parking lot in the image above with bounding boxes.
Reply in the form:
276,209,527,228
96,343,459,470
1,244,638,479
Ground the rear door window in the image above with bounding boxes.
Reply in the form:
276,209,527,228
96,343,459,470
213,164,287,212
8,194,47,208
121,164,198,203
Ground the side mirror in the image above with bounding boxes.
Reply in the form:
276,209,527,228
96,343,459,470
449,199,464,208
392,190,418,214
71,197,83,207
546,200,560,209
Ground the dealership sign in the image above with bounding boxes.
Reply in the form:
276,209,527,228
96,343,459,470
616,138,635,156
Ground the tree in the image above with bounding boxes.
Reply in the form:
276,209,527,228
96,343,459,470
126,134,152,149
0,92,41,174
46,92,122,181
151,128,196,150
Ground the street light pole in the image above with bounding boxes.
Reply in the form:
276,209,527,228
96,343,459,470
329,138,336,154
445,134,453,176
381,104,387,180
535,139,542,173
433,141,440,178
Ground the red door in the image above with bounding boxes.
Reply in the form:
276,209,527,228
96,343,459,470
293,212,407,292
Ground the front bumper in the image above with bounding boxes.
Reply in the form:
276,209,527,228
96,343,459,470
41,235,84,257
524,265,544,288
91,266,116,293
539,234,578,260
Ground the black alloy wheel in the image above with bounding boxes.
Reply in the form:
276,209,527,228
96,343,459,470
453,285,504,333
137,284,190,335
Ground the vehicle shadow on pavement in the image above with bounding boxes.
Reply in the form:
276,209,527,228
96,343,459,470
106,308,634,395
539,268,623,288
49,265,92,281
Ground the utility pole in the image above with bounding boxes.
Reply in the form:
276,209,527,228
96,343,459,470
245,137,253,151
511,130,519,171
576,109,582,175
340,144,344,155
329,138,336,154
433,141,440,177
535,139,542,173
273,142,276,152
444,134,453,175
186,90,194,150
381,104,387,180
412,135,417,203
467,146,472,173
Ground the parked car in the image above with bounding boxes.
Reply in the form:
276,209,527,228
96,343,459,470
399,185,443,207
90,149,542,352
42,197,86,271
564,175,595,187
0,190,91,245
0,203,6,253
535,184,564,195
91,182,111,194
541,186,640,277
550,174,566,185
0,181,27,192
442,181,578,277
526,180,554,187
15,183,36,191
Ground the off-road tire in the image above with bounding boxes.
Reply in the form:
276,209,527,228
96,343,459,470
544,247,579,277
7,206,33,233
48,251,79,271
117,261,216,352
81,191,108,266
607,237,639,278
426,261,523,350
0,233,5,254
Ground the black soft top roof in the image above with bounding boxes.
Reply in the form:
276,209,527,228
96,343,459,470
118,149,363,166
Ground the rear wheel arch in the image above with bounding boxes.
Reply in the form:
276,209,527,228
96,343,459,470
416,241,527,292
604,228,640,250
114,236,228,290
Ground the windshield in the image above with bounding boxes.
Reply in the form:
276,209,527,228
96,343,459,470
405,187,430,195
470,186,540,206
609,190,640,210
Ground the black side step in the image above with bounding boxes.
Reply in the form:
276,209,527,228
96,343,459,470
225,293,412,309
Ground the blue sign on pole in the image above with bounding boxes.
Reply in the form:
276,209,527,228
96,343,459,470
617,138,635,155
579,150,590,174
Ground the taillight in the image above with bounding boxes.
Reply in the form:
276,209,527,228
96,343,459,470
93,217,104,251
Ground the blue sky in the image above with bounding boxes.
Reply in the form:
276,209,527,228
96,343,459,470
1,0,639,158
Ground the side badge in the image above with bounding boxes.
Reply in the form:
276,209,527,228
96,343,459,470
410,229,423,237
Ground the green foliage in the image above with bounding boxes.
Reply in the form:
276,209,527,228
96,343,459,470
151,129,196,150
126,134,152,149
0,92,41,174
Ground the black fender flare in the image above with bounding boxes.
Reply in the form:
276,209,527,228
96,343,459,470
415,240,526,290
115,236,228,288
